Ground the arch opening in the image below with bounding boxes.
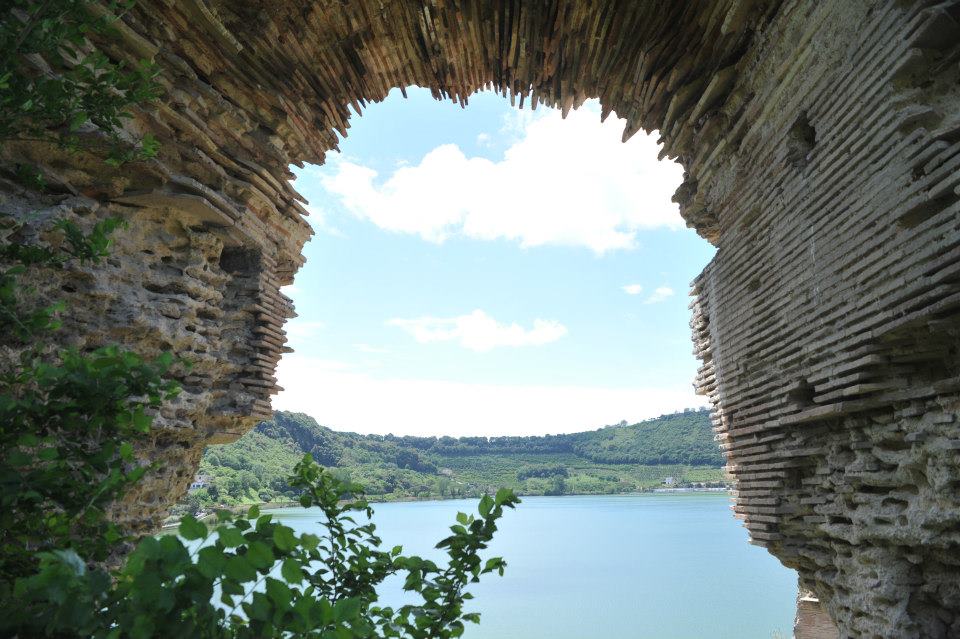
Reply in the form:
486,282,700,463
275,87,713,437
222,86,798,637
5,1,960,636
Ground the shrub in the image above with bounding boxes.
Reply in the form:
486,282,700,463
5,456,519,638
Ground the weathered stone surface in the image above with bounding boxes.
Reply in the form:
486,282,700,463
2,1,959,636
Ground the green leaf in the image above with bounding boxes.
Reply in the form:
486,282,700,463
245,540,274,570
265,577,292,611
217,525,246,548
246,592,271,621
130,615,154,639
6,450,31,466
221,578,244,596
333,597,362,623
196,546,226,579
178,514,207,541
247,504,260,519
478,494,494,518
37,447,59,461
131,410,152,432
280,558,303,583
300,533,320,550
223,555,256,582
15,433,39,447
69,111,88,131
272,525,297,552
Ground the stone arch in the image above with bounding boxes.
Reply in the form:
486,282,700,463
4,1,960,636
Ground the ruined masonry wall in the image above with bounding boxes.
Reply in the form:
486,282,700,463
691,2,960,637
1,1,958,636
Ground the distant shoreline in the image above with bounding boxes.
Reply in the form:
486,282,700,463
161,487,732,530
652,486,729,493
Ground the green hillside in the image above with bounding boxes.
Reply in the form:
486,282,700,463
179,409,726,514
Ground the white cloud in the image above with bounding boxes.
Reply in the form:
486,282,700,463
355,343,390,354
387,309,567,352
283,320,327,348
306,205,348,238
274,354,706,436
622,284,644,295
317,102,684,254
302,204,327,232
644,287,675,304
476,132,491,146
499,107,542,139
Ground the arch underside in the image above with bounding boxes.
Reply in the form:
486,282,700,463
3,1,960,636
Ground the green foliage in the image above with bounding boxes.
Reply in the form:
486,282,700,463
545,475,566,496
0,216,125,341
0,0,161,165
378,409,722,466
516,463,568,481
189,410,725,510
0,215,179,581
570,410,724,466
5,456,519,638
0,346,178,570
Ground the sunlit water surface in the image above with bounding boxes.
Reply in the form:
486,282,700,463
270,493,795,639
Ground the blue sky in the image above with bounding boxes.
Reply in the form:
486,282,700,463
275,88,715,436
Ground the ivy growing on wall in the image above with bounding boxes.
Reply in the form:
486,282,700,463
1,0,160,164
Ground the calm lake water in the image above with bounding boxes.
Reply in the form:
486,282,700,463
270,493,796,639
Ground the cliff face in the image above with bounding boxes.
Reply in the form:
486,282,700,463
3,1,959,636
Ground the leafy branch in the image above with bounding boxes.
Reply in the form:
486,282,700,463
1,0,161,165
5,457,519,639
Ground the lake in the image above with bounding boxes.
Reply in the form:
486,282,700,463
270,492,796,639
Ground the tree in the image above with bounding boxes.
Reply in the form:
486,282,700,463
184,488,210,516
438,476,452,498
547,476,567,496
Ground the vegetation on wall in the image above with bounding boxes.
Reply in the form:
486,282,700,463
0,215,178,579
1,0,160,166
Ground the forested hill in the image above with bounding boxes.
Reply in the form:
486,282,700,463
183,409,725,511
377,409,722,465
